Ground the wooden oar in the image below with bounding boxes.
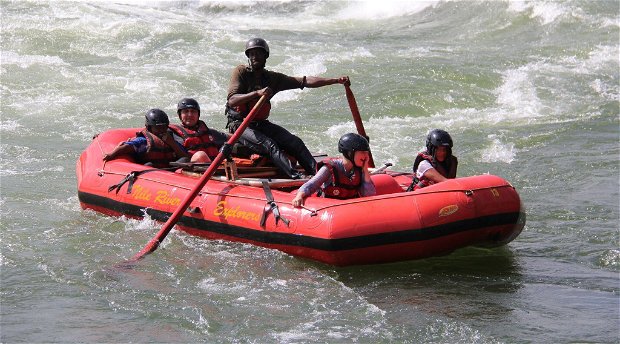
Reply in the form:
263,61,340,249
130,95,267,261
344,82,375,168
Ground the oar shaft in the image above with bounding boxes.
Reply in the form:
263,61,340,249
132,96,267,260
344,84,375,167
345,85,367,137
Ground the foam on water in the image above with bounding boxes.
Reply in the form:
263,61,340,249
334,0,438,20
480,134,517,164
0,120,22,133
508,1,572,25
1,51,69,68
495,67,543,121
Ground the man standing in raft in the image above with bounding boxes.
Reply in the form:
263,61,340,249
292,133,376,208
169,98,229,163
225,37,350,179
410,129,458,190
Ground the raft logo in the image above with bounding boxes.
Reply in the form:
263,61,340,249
154,190,181,206
132,185,151,201
439,204,459,217
214,201,261,222
131,185,181,206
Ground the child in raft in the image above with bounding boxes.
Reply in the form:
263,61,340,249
410,128,458,190
102,109,189,167
292,133,376,208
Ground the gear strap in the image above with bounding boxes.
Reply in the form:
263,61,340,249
406,176,420,192
107,167,177,194
259,181,290,227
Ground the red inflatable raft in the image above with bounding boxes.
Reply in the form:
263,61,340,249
77,128,525,266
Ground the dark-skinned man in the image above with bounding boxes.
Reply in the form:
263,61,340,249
224,37,349,179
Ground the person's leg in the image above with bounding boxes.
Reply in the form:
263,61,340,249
261,121,316,175
237,127,299,178
190,151,210,163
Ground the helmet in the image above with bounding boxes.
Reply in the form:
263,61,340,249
425,129,453,156
177,98,200,116
245,38,270,58
338,133,370,154
145,108,170,127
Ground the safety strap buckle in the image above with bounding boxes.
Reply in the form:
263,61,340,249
108,171,138,194
259,181,290,227
107,167,176,195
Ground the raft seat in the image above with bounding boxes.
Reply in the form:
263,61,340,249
371,174,405,195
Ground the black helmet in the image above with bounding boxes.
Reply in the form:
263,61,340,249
338,133,370,154
426,129,453,156
177,98,200,116
145,108,170,127
245,38,270,58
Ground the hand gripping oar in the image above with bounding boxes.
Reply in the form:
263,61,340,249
344,82,375,168
131,95,267,261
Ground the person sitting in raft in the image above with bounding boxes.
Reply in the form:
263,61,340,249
168,98,230,163
410,128,458,190
292,133,376,208
102,108,189,167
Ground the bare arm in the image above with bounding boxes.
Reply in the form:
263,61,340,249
161,131,189,158
423,168,448,183
227,87,273,107
292,166,331,208
359,152,376,196
302,76,349,88
103,143,133,161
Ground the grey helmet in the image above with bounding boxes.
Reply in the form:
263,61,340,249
338,133,370,162
425,129,453,157
145,108,170,127
177,98,200,117
245,37,270,58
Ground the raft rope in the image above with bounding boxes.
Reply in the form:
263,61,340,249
108,167,177,194
259,181,290,227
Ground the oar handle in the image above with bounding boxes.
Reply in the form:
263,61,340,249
344,83,375,167
131,95,268,261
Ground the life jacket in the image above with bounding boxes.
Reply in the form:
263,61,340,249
136,129,177,167
225,69,272,122
317,158,362,199
169,121,220,159
228,98,272,121
412,151,458,190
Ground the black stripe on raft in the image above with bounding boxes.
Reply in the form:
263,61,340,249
78,191,522,251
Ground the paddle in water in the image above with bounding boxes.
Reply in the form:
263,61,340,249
130,95,268,261
344,82,375,168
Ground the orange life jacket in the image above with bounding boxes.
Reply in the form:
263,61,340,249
136,129,177,167
169,121,220,159
317,158,362,199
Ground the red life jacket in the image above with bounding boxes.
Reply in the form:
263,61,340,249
136,129,177,167
412,151,458,190
231,98,272,121
169,121,220,159
317,158,362,199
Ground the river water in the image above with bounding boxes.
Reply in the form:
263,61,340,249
1,1,618,342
